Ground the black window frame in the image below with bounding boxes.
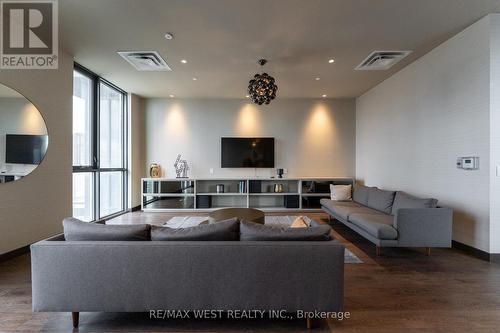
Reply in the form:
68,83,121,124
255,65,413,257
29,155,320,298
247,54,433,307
73,63,128,222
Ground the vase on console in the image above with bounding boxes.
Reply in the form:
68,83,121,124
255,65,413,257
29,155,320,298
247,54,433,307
149,163,161,178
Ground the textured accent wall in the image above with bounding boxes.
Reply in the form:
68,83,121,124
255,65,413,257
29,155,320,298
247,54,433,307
0,52,73,255
144,98,356,179
128,94,146,208
356,17,491,252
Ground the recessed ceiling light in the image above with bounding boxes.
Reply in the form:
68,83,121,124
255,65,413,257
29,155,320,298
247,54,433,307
322,94,327,98
169,94,175,98
164,32,174,40
180,59,187,64
192,77,197,81
315,77,320,81
328,59,335,64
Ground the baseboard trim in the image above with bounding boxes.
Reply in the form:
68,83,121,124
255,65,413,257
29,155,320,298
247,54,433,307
0,245,30,263
131,205,141,212
452,240,498,262
490,254,500,264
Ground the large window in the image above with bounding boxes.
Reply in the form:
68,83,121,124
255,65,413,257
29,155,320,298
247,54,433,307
72,64,127,222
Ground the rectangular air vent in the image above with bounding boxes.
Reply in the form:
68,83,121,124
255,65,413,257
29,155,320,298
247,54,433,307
355,50,412,70
118,51,171,71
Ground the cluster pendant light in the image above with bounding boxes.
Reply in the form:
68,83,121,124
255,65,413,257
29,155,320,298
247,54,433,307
247,59,278,105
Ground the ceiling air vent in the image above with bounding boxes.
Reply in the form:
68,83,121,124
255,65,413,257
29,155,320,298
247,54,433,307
355,50,412,70
118,51,171,71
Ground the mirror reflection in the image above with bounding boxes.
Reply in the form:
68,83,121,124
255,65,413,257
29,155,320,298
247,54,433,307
0,84,48,183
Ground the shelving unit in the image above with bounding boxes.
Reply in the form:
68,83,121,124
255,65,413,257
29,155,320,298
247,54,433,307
200,193,247,196
248,192,298,196
141,177,353,212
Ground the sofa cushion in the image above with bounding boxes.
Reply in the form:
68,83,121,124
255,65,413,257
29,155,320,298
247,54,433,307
151,217,239,241
348,213,398,240
336,205,384,220
321,198,359,208
240,220,331,241
366,188,396,214
63,217,151,241
321,199,383,220
352,184,371,205
391,191,438,215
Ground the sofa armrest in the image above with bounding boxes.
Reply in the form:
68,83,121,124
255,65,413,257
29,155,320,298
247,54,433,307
395,208,453,247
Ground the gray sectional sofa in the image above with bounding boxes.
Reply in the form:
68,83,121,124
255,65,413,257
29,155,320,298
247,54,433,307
31,218,344,329
321,185,452,255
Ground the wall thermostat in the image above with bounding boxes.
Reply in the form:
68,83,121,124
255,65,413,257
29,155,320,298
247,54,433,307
457,157,479,170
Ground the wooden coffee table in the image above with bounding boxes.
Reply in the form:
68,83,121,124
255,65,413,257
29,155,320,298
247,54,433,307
208,208,265,224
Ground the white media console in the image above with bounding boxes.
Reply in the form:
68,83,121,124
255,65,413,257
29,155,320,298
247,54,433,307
141,177,354,212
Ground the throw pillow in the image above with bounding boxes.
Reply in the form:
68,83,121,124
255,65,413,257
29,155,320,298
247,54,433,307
291,216,308,228
151,217,239,241
240,220,331,241
63,217,151,241
330,184,352,201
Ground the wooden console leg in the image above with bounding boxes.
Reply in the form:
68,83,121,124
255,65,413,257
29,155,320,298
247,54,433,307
426,247,431,256
72,312,79,328
376,246,381,257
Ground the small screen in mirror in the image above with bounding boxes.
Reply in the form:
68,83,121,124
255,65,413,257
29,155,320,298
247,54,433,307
5,134,48,165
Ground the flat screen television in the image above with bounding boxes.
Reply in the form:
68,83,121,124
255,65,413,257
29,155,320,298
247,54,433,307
221,137,275,168
5,134,48,164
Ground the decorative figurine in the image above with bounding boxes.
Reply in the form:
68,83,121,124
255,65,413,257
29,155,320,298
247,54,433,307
174,154,189,178
277,168,284,178
149,163,161,178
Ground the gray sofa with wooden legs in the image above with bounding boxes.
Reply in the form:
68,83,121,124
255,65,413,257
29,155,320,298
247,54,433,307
31,218,344,329
321,185,452,256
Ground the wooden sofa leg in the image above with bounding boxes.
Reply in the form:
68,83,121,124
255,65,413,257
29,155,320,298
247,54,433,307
426,247,431,256
376,246,381,256
306,318,319,329
72,312,79,328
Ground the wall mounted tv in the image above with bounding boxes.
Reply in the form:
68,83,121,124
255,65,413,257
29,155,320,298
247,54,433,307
5,134,48,164
221,137,275,168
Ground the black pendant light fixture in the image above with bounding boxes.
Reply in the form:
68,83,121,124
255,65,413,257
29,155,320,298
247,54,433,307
247,59,278,105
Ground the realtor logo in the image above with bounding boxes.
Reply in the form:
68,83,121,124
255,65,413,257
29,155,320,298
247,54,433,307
0,0,58,69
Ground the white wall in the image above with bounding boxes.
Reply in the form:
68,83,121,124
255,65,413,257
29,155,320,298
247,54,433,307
0,97,47,176
356,17,492,252
144,98,356,179
0,53,73,255
489,14,500,254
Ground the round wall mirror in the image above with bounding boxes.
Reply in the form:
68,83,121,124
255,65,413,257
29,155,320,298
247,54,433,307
0,83,48,183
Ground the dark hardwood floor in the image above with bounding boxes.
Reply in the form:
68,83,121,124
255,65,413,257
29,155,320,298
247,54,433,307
1,212,500,332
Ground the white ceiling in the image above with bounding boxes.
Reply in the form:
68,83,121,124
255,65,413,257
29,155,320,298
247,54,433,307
59,0,500,98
